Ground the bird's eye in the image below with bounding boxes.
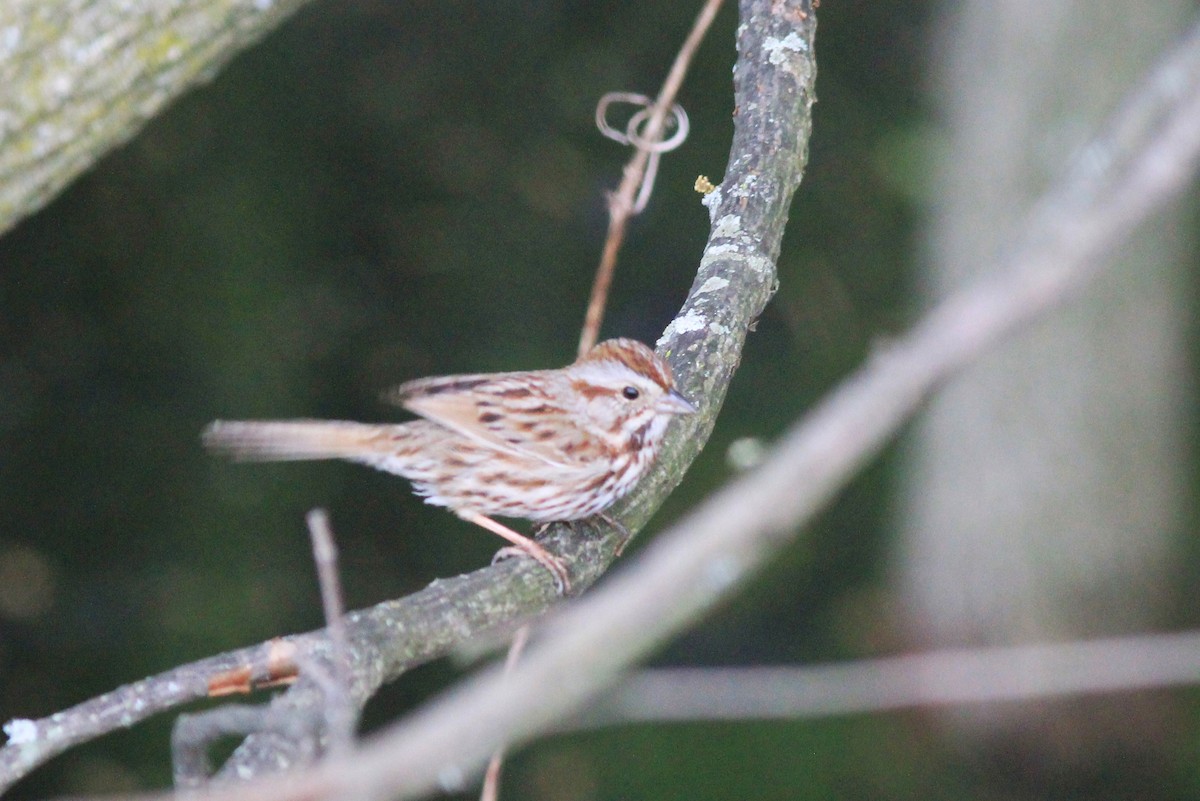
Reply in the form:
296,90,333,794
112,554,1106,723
622,386,640,400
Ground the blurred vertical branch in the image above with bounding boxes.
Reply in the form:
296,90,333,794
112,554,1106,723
895,0,1193,780
0,0,316,236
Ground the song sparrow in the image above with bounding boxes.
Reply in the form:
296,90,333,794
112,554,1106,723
203,338,694,592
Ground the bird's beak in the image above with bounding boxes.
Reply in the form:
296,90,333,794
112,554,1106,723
659,389,697,415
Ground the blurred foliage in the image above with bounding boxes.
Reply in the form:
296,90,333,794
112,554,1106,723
7,1,1189,800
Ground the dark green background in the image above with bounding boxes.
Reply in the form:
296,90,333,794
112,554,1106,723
6,1,1181,799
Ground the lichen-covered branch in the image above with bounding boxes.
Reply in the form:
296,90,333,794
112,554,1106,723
0,559,560,791
0,0,316,236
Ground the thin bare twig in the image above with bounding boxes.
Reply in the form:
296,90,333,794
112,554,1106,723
577,0,725,357
582,630,1200,725
305,509,356,753
478,625,530,801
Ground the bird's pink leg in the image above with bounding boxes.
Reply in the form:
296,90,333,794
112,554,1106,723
457,511,570,594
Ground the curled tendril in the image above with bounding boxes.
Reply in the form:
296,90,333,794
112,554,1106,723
595,92,690,213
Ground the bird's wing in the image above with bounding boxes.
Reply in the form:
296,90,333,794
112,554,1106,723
386,372,590,468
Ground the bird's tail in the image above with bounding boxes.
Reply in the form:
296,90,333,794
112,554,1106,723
202,420,406,463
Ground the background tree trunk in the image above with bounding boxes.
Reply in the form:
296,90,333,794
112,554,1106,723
895,0,1193,785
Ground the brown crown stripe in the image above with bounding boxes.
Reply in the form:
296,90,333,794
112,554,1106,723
584,339,674,390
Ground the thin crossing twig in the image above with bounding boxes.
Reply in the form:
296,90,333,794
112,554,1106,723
577,0,725,358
